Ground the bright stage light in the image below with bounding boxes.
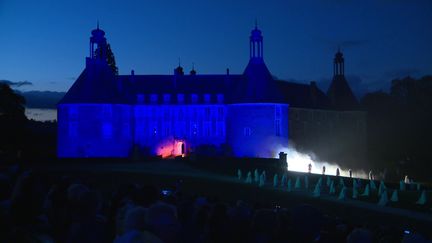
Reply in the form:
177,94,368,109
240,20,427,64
275,146,368,179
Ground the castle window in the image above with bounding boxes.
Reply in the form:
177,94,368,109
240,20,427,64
191,94,198,104
137,94,145,104
217,107,224,121
217,122,225,136
204,94,211,103
102,122,113,139
69,107,78,120
177,94,184,104
204,123,211,136
217,94,224,104
163,94,171,104
122,123,130,138
244,127,251,137
178,108,184,121
150,94,158,104
212,118,217,136
164,125,170,136
102,105,112,118
275,105,281,119
192,123,198,136
164,108,170,121
68,122,78,137
205,107,211,121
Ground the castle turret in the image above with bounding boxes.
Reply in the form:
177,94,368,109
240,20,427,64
327,49,359,110
89,22,108,61
242,22,275,102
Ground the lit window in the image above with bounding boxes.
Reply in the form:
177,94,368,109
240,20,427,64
137,94,145,104
192,123,198,136
178,108,184,121
150,94,158,104
204,94,211,103
216,94,224,104
163,94,171,104
69,107,78,120
244,127,251,136
217,107,224,121
177,94,185,104
204,123,211,136
164,125,170,136
191,94,198,104
122,123,130,137
205,107,211,120
68,122,78,137
275,105,281,119
102,122,112,139
102,105,112,118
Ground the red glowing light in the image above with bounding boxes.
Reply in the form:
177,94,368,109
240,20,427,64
156,138,186,158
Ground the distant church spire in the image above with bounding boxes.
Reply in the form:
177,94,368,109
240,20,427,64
250,21,263,62
334,47,344,76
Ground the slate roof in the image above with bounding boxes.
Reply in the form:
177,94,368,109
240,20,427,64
327,75,359,110
59,60,126,104
59,59,346,110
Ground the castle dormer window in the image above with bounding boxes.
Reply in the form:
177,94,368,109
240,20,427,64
216,94,224,104
163,94,171,104
204,94,211,104
191,94,198,104
177,94,185,104
137,94,145,104
150,94,158,104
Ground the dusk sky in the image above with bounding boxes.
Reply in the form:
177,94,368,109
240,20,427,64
1,0,431,97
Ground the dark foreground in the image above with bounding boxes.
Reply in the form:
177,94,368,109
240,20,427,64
0,159,431,242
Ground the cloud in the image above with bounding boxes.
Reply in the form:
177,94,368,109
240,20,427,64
0,79,33,87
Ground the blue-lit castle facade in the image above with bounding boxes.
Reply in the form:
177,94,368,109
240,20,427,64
58,25,363,161
58,25,291,158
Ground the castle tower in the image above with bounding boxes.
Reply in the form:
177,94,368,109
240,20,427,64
327,49,358,110
250,21,264,62
334,48,344,76
242,22,275,102
89,22,108,60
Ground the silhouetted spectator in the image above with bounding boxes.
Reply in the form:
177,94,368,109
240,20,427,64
146,202,180,243
347,228,373,243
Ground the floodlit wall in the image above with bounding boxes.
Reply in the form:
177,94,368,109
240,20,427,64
226,103,289,158
57,104,133,157
134,104,226,156
57,102,291,159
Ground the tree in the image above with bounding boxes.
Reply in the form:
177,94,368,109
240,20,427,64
0,83,27,158
106,44,118,75
361,76,432,180
95,43,118,75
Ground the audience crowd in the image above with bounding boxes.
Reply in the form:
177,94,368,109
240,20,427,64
0,166,430,243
